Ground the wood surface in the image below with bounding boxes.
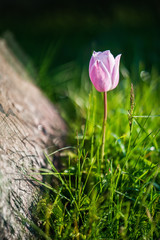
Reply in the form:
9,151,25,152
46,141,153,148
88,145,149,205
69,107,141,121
0,39,66,239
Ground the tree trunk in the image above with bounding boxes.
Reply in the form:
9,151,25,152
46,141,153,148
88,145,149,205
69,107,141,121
0,39,67,239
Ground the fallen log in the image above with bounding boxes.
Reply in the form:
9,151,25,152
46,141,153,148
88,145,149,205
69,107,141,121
0,39,67,239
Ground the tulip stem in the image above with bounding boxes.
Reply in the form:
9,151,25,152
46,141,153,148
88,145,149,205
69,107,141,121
102,91,107,163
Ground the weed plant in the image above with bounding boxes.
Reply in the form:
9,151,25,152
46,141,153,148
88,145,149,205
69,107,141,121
32,60,160,240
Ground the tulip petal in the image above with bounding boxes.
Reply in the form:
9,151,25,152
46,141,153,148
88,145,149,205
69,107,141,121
91,50,115,73
89,51,100,76
110,54,121,90
89,60,112,92
101,50,115,73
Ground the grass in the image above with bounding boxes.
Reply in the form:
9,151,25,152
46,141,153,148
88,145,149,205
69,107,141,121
30,56,160,239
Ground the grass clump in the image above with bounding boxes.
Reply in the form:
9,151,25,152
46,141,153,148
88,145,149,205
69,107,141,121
32,62,160,240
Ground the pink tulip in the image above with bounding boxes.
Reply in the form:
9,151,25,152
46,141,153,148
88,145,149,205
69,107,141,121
89,50,121,92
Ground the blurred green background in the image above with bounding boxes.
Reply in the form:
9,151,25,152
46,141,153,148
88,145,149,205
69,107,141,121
0,1,160,65
0,0,160,110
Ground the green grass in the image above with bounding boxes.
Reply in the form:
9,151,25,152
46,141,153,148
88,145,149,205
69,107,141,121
31,58,160,239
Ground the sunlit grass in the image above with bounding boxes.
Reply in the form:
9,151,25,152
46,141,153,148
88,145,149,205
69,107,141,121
31,57,160,239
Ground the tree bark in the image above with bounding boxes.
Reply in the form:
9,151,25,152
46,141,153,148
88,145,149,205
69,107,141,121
0,39,67,239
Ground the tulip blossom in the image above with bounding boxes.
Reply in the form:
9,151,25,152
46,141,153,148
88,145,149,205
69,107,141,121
89,50,121,163
89,50,121,92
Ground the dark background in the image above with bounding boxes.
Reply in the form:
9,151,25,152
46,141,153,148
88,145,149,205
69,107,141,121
0,0,160,81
